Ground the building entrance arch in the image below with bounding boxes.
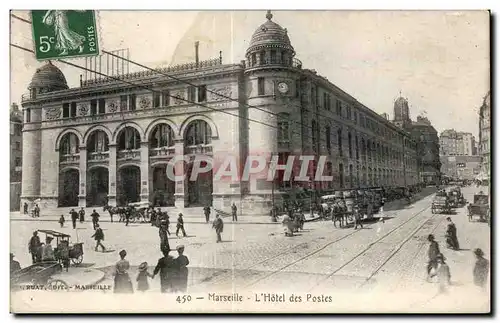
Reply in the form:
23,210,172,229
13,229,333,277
118,165,141,206
58,169,79,207
87,167,109,207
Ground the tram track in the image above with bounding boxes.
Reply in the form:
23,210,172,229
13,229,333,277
242,197,436,290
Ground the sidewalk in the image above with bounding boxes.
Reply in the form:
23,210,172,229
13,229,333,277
50,267,106,289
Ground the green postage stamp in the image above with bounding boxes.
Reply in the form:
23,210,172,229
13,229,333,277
30,10,100,60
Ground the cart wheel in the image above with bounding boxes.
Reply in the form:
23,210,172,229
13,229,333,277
45,279,69,291
71,255,83,265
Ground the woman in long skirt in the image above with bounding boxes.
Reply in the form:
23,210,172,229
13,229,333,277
113,250,134,293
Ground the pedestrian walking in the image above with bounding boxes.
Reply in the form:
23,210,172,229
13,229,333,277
426,234,441,282
10,253,21,273
153,249,176,293
204,205,211,223
176,213,187,238
91,209,100,230
231,203,238,222
70,209,78,229
173,245,190,293
42,236,55,262
57,239,70,272
136,262,153,292
58,214,65,228
23,202,28,215
159,218,171,254
436,254,451,294
282,212,294,237
113,250,134,294
212,214,224,243
34,204,40,217
79,207,85,223
353,205,363,230
473,248,489,290
445,217,460,250
28,231,42,264
91,224,106,252
379,200,386,224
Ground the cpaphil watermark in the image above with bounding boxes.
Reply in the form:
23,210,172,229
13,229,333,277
164,154,334,182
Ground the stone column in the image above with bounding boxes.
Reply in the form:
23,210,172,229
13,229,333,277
173,140,185,208
140,141,150,203
108,144,117,206
78,146,87,207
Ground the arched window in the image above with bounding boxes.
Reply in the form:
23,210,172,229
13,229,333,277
278,113,290,142
151,124,174,148
118,127,141,150
325,125,331,154
355,135,359,160
87,130,109,153
348,132,353,158
185,120,212,146
259,51,266,65
60,133,80,155
251,53,257,67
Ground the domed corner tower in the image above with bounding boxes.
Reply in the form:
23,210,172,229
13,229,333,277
21,61,69,210
242,11,301,216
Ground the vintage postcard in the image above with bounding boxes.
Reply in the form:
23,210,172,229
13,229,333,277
9,10,490,313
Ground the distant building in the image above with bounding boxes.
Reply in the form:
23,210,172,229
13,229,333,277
440,155,481,181
439,129,476,156
478,91,490,177
392,98,441,184
10,103,23,211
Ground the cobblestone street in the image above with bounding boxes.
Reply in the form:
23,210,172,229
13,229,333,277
10,186,490,312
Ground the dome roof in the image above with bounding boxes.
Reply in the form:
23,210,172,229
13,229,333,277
394,96,408,106
29,61,68,90
246,11,294,55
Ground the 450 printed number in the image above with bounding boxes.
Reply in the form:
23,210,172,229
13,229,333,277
176,295,192,303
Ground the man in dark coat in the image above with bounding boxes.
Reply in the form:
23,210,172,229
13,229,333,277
159,218,171,254
10,253,21,273
23,202,28,215
28,231,42,264
231,203,238,222
153,249,177,293
90,209,100,230
70,209,78,229
445,217,460,250
204,205,211,223
176,213,187,237
426,234,441,282
473,248,489,289
353,206,363,230
91,224,106,252
79,207,85,223
212,214,224,243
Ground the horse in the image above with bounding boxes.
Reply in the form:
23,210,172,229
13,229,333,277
103,205,125,222
331,202,347,228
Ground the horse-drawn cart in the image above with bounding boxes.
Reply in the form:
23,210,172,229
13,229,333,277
128,201,152,223
467,194,489,223
38,230,84,265
431,196,451,214
10,261,68,291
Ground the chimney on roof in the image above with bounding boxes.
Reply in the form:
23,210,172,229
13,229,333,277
195,41,200,67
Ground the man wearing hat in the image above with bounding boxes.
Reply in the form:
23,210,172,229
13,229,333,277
473,248,489,289
42,236,55,262
91,209,100,230
173,245,190,292
10,253,21,273
426,234,441,282
212,213,224,243
70,209,79,229
91,223,106,252
445,217,460,250
176,213,187,238
231,203,238,222
153,249,176,293
28,231,42,264
353,205,363,230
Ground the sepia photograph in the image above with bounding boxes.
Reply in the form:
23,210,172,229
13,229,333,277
8,8,491,314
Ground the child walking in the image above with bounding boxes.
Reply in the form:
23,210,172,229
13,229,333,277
59,214,65,228
136,262,153,292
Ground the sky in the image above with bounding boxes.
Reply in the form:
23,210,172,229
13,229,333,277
10,10,490,137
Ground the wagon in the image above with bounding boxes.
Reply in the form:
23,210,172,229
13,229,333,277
448,189,466,208
431,196,451,214
127,201,152,222
10,261,68,292
467,194,489,223
38,230,84,265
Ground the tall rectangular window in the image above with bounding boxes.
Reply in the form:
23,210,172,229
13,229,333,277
326,126,331,154
26,109,31,123
251,53,257,66
90,99,97,115
337,129,343,156
15,142,20,150
63,103,70,118
129,94,136,111
355,135,359,160
295,79,300,98
15,157,21,167
336,99,342,116
323,93,327,109
188,86,196,102
70,102,77,117
270,50,276,64
120,95,128,111
153,92,161,107
98,99,106,114
162,91,170,106
339,163,344,188
348,132,353,158
353,111,358,124
311,120,318,148
258,77,265,95
198,85,207,102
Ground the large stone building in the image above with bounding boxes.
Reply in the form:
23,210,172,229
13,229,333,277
478,91,490,177
440,155,481,181
392,97,441,184
439,129,477,156
10,103,23,211
20,12,418,214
